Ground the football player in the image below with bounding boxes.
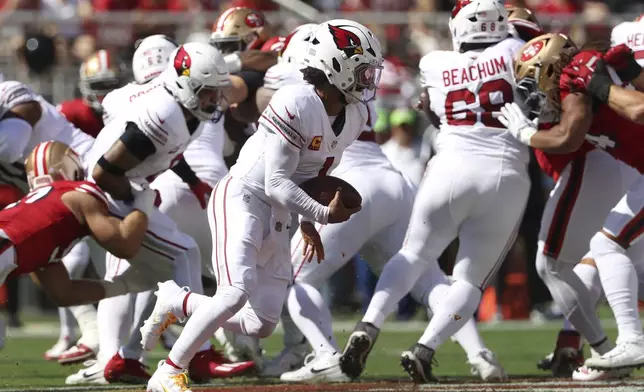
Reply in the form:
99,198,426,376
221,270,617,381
140,20,382,392
340,0,530,383
0,141,155,350
253,24,506,383
503,38,644,371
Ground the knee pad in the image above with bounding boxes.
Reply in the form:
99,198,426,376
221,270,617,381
215,285,248,314
590,232,626,258
239,309,277,338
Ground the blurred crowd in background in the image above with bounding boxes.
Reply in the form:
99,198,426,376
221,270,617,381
0,0,643,329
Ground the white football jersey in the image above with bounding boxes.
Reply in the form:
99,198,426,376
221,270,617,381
611,20,644,66
0,81,94,191
86,87,200,185
263,62,394,172
102,78,227,187
419,38,529,163
230,83,368,202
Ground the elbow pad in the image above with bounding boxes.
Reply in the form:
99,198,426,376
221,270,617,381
0,118,32,163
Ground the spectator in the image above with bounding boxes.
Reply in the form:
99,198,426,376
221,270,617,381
380,108,426,186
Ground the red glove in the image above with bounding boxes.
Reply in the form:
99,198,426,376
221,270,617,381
190,180,213,209
604,44,642,82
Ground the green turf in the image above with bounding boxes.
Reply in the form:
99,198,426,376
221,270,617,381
1,324,640,390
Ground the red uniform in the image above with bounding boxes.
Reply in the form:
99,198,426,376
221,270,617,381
0,181,107,279
260,36,286,53
532,50,644,180
57,99,104,138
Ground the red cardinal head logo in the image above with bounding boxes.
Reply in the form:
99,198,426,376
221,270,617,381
328,25,363,57
173,46,192,77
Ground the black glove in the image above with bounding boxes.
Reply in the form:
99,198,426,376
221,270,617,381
604,44,642,82
587,59,612,105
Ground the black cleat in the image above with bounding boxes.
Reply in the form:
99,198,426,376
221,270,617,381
339,321,380,379
400,343,438,384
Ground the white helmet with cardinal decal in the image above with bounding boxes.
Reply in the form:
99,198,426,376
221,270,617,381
164,42,231,122
303,19,383,104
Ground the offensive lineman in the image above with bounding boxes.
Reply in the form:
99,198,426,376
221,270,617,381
340,0,530,383
140,20,383,392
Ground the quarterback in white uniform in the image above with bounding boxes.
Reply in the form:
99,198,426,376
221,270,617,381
140,20,382,392
255,24,506,383
341,0,530,383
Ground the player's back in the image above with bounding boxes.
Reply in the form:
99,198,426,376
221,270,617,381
612,21,644,67
420,38,529,163
57,98,104,138
0,181,106,276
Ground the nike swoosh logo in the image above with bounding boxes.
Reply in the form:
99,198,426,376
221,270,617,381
156,114,165,124
285,107,295,120
310,366,334,374
82,370,100,378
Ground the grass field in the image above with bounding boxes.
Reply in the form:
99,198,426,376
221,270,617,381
1,317,643,392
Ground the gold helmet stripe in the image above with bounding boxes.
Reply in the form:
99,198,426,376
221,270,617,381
215,7,241,32
34,141,53,177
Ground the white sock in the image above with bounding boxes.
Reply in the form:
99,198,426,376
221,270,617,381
418,280,481,350
280,306,305,348
363,251,426,328
184,292,211,318
69,305,98,349
562,318,576,332
168,286,246,368
62,240,90,279
452,318,486,359
287,283,337,355
121,292,155,360
592,233,643,343
574,263,603,308
96,294,134,363
57,307,76,342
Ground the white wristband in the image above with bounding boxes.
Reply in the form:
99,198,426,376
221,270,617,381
224,53,242,73
518,127,537,146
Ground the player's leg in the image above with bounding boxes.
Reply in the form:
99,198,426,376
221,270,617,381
57,239,99,365
586,175,644,369
410,262,505,381
45,308,76,361
407,161,529,383
535,152,638,375
341,155,464,379
145,176,270,391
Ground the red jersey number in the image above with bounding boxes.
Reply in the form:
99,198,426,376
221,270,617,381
4,186,53,210
445,79,513,128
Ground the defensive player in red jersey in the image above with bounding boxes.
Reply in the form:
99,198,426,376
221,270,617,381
0,140,154,308
557,44,644,370
501,35,644,373
57,50,128,138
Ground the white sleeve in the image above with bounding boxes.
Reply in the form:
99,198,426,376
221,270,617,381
264,130,329,224
0,118,33,163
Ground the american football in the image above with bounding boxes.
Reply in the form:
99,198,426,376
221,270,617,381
299,176,362,208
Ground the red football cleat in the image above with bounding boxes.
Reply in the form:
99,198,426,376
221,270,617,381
188,347,256,383
103,353,151,384
57,343,96,365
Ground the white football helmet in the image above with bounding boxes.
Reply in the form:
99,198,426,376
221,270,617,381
164,42,231,122
132,34,178,84
449,0,509,52
303,20,383,104
281,23,318,65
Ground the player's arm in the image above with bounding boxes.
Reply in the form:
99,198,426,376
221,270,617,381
170,155,212,208
92,122,156,201
416,88,440,128
227,71,265,123
500,93,593,153
0,101,41,163
31,263,113,306
226,50,278,73
69,189,151,259
255,87,276,113
264,130,329,223
602,84,644,124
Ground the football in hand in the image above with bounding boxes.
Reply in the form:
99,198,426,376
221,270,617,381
299,176,362,208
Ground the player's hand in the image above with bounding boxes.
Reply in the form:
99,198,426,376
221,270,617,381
190,180,213,209
300,221,324,264
327,188,361,224
499,103,537,146
604,44,642,82
131,185,156,216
